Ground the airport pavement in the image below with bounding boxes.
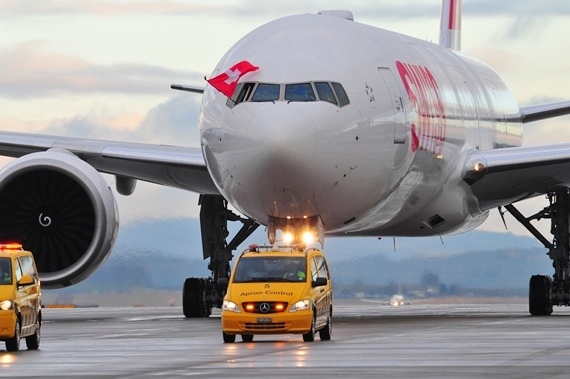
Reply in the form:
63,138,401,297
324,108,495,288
1,300,570,378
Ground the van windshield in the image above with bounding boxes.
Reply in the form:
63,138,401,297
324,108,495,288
233,257,306,283
0,257,11,284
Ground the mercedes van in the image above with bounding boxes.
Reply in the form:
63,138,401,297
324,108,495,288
221,245,332,343
0,243,42,352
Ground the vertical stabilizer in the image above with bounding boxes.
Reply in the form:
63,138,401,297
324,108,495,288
439,0,462,50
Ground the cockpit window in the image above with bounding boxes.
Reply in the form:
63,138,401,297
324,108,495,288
285,83,316,102
226,81,349,108
315,82,337,105
331,82,350,106
236,83,255,103
251,83,280,102
227,82,256,108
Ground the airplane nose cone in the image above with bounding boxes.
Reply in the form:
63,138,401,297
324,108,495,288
246,107,316,162
239,107,318,217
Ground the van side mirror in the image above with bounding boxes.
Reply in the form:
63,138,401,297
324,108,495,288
218,277,229,287
312,277,327,288
18,275,34,287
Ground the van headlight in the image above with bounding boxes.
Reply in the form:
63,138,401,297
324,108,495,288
290,299,310,312
222,300,241,313
0,300,13,310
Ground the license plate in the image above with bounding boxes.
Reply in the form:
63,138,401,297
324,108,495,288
257,317,272,323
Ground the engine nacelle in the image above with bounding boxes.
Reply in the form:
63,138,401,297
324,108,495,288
0,149,119,288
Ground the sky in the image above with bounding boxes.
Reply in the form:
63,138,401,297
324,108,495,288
1,0,570,241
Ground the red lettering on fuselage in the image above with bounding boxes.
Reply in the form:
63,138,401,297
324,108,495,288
395,61,446,155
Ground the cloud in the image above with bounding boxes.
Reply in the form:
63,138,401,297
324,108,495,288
0,92,204,222
464,0,570,17
0,41,201,99
35,93,202,145
136,95,202,146
462,1,570,41
0,0,222,17
2,0,569,20
467,48,523,75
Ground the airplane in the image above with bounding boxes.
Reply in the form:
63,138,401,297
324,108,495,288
390,294,406,307
0,0,569,318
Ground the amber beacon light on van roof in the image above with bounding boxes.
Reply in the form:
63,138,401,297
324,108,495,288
0,243,23,251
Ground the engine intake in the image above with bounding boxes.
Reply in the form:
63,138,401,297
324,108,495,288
0,149,119,288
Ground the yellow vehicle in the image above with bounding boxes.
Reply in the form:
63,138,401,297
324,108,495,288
0,243,42,352
221,245,332,343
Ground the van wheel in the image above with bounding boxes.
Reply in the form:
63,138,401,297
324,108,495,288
319,314,332,341
223,332,236,343
6,318,20,352
302,316,316,342
26,318,41,350
241,334,254,342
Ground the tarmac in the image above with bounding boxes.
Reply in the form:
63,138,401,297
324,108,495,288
2,299,570,378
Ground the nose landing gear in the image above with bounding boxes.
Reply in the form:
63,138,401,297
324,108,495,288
182,195,259,318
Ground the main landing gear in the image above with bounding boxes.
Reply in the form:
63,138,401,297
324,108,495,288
502,189,570,316
182,195,259,318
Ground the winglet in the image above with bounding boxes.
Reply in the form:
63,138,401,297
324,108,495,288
439,0,462,50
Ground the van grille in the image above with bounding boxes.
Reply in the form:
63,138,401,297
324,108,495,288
242,302,288,314
244,322,287,330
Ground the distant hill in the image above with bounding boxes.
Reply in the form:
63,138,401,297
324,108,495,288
114,217,543,261
49,218,552,296
331,247,550,289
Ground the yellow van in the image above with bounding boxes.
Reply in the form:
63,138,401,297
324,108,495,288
221,245,332,343
0,243,42,352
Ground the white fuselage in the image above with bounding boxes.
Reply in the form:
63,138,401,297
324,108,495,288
199,13,522,237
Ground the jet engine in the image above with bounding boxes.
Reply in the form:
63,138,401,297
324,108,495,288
0,149,119,288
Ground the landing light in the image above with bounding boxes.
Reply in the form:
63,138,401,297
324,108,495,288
302,232,314,244
283,232,294,244
474,162,485,172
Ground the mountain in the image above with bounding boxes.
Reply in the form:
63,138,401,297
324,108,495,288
49,218,551,296
331,247,550,289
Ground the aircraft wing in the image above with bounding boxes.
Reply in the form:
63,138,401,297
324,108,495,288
463,100,570,209
520,101,570,123
463,143,570,210
0,131,219,194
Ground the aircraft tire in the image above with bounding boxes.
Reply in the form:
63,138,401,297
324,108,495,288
529,275,553,316
199,278,212,317
182,278,201,318
183,278,213,318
